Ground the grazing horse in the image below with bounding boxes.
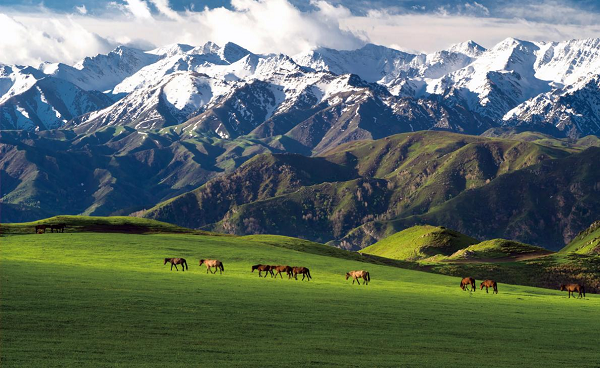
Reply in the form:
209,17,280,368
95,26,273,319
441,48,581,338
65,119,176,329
251,264,274,278
164,258,188,271
292,267,312,281
199,259,224,274
272,265,293,279
50,223,66,233
35,225,48,234
560,283,585,299
480,280,498,294
460,277,476,292
346,270,370,285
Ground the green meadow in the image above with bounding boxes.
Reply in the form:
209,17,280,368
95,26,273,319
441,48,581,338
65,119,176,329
1,220,599,367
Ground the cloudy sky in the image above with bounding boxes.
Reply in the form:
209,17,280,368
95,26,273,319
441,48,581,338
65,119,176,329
1,0,599,66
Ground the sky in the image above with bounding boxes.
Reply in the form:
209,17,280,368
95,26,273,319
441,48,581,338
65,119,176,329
1,0,599,66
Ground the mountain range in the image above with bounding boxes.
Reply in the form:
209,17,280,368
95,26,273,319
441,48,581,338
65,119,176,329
1,38,599,251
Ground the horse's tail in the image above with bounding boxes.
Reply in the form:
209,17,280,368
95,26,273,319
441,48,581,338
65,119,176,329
185,260,189,270
582,285,586,298
366,272,370,282
307,268,312,279
220,263,225,272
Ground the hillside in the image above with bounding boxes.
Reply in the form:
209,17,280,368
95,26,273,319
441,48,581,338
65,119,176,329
444,239,553,262
144,131,596,250
2,219,599,366
359,225,478,261
561,221,600,255
341,146,600,250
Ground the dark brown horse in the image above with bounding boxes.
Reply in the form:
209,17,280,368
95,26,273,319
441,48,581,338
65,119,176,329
35,224,48,233
272,265,293,279
460,277,476,292
50,223,66,233
292,267,312,281
560,283,585,299
346,270,370,285
164,258,188,271
480,280,498,294
251,264,274,277
199,259,224,274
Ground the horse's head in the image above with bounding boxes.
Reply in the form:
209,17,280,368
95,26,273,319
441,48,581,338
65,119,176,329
251,265,258,272
345,273,350,280
199,259,205,266
480,282,484,289
164,258,169,265
559,284,565,291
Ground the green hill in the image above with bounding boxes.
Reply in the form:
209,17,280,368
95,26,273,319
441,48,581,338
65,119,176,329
444,239,553,261
0,215,216,235
1,220,599,367
144,131,594,251
360,225,478,261
561,221,600,255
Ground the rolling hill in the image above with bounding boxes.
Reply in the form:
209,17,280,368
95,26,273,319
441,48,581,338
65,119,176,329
143,131,597,251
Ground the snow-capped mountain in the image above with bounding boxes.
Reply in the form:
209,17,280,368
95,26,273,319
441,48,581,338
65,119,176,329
504,74,600,137
112,42,252,94
42,46,161,93
0,77,113,130
1,37,600,139
71,72,233,133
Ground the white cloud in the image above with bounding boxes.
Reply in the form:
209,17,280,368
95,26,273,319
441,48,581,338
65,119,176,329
0,0,598,67
124,0,153,20
0,13,114,66
149,0,181,20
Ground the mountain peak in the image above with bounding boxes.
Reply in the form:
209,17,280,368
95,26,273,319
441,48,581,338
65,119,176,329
447,40,486,57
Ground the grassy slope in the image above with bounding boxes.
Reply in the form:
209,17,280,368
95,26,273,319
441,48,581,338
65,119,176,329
360,225,479,261
445,239,553,261
561,221,600,255
1,228,599,367
0,215,216,235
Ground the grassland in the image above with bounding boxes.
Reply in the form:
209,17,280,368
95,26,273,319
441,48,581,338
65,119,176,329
1,218,599,367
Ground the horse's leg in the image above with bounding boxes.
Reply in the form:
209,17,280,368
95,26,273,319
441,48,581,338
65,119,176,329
357,278,360,285
171,263,174,271
174,264,179,271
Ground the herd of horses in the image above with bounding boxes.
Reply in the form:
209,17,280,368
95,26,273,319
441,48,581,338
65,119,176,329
34,223,66,233
164,258,373,284
163,259,586,295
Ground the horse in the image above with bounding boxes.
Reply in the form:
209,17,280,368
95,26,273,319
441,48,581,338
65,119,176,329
480,280,498,294
35,224,48,233
164,258,188,271
560,283,585,299
251,264,274,278
272,265,293,279
460,277,476,292
199,259,224,274
292,267,312,281
346,270,370,285
50,223,66,233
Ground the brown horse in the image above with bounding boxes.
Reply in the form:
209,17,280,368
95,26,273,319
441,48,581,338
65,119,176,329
272,265,293,279
346,270,370,285
251,264,274,278
480,280,498,294
560,283,585,299
292,267,312,281
35,224,48,233
199,259,224,274
50,223,66,233
164,258,188,271
460,277,476,292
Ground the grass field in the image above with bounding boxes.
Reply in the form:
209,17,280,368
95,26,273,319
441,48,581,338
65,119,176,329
2,226,600,367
